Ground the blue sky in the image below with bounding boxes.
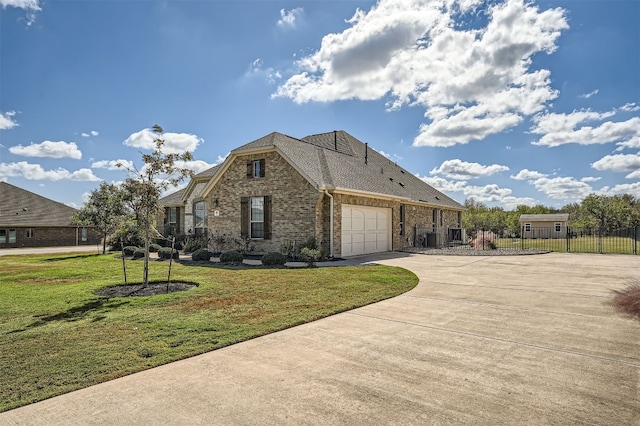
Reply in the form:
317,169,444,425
1,0,639,210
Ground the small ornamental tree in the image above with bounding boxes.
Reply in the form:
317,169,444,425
119,125,194,286
73,182,127,254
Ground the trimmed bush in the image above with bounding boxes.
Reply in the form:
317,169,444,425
219,250,243,264
132,248,146,259
612,282,640,319
123,246,138,256
261,252,287,266
158,247,180,260
191,248,212,262
300,247,321,267
149,243,162,253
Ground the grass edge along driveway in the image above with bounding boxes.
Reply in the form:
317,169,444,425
0,252,417,412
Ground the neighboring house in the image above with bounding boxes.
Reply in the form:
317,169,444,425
160,165,221,237
0,182,100,248
162,130,464,257
519,213,569,239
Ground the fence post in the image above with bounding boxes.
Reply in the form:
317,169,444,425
635,226,638,255
566,227,570,253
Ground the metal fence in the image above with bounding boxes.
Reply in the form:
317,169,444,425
494,226,639,255
413,227,466,249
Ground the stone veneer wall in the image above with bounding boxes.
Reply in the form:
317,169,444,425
206,151,323,253
330,193,462,256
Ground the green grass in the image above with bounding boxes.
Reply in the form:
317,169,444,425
0,253,418,412
495,236,639,254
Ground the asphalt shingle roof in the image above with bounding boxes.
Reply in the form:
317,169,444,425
519,214,570,222
232,130,464,210
0,182,78,227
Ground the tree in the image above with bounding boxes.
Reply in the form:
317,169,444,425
73,182,127,254
119,125,194,286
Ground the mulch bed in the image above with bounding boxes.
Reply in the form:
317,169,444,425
95,282,197,297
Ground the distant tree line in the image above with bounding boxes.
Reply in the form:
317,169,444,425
463,194,640,237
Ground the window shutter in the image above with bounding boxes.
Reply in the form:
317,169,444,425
176,208,181,234
264,195,272,240
241,197,249,238
259,159,266,178
246,162,252,179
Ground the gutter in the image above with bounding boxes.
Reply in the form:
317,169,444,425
323,190,334,258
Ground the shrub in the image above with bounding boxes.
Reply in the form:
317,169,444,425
233,235,255,255
300,237,318,250
210,232,228,254
183,236,208,254
149,243,162,253
280,240,297,259
191,248,212,262
261,252,287,266
123,246,138,256
158,247,179,260
132,248,146,259
300,247,321,267
612,282,640,319
219,250,244,264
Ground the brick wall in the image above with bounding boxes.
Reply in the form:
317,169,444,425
207,151,322,253
0,226,101,248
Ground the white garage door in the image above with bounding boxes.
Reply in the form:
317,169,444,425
341,205,391,257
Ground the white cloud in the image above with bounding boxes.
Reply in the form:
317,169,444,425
531,109,640,147
1,0,41,26
123,128,203,154
0,111,18,130
0,161,100,181
274,0,568,147
430,159,508,180
173,159,215,175
81,130,99,137
245,58,282,84
600,182,640,197
378,149,402,162
591,152,640,179
510,168,547,180
417,174,468,192
530,176,593,200
277,7,304,29
579,89,598,99
619,103,640,112
91,159,135,171
9,141,82,159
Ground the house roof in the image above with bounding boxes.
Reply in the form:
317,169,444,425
519,213,569,222
159,187,187,206
230,130,464,210
0,182,79,227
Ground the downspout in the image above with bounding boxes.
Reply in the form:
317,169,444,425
324,190,334,258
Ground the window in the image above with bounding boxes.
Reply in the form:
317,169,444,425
0,230,5,243
26,229,34,238
524,223,531,232
250,197,265,238
555,222,561,232
9,229,16,243
241,196,271,240
194,201,208,236
166,207,178,235
399,204,405,236
81,228,87,242
168,207,177,225
246,159,265,178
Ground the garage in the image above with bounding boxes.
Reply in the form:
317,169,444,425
341,205,391,257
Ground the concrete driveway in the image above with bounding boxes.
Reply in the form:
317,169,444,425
1,252,639,425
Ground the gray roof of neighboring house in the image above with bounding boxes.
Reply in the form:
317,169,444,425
194,164,221,179
0,182,79,227
519,214,569,222
232,130,464,210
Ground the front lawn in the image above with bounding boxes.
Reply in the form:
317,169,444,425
0,253,417,412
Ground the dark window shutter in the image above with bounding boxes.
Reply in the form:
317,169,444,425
246,162,252,179
399,204,405,236
259,159,266,178
241,197,249,238
263,196,272,240
176,208,181,234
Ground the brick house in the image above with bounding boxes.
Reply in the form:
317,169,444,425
0,182,100,248
162,130,464,257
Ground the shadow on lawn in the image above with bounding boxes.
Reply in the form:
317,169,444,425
41,253,103,262
8,298,129,333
